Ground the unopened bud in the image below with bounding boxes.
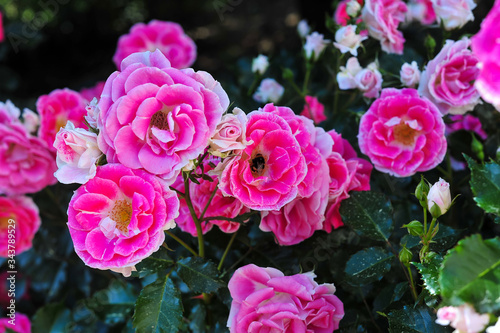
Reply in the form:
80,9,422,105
415,176,430,202
346,0,361,17
399,245,413,266
403,220,424,237
427,178,451,217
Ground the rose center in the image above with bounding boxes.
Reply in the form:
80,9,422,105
250,153,266,177
55,117,67,133
108,200,132,235
150,110,169,130
0,216,12,229
393,121,418,146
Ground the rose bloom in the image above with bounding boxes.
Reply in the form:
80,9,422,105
400,61,421,88
362,0,407,54
113,20,196,69
300,96,327,124
297,19,310,38
436,304,489,333
53,121,102,184
358,88,447,177
406,0,436,25
21,108,39,134
427,177,451,216
227,264,344,332
97,50,228,183
80,81,105,102
251,54,269,75
0,196,40,257
209,107,250,158
67,163,179,276
253,78,284,104
431,0,476,30
333,25,367,56
419,38,480,115
37,88,88,151
337,58,383,98
471,0,500,111
335,0,364,25
304,32,330,61
446,114,487,140
324,130,372,231
0,102,56,195
0,312,31,333
219,107,307,211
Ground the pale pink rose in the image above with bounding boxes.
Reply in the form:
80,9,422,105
300,96,327,124
333,25,367,56
219,107,307,211
362,0,407,54
355,62,383,98
358,88,447,177
0,196,40,257
406,0,436,25
253,78,284,104
431,0,475,30
171,162,248,236
335,0,364,25
21,109,39,134
419,38,481,115
400,61,421,88
0,103,57,195
436,304,489,333
67,163,179,274
53,121,102,184
338,57,363,90
251,55,269,75
84,98,100,129
297,19,311,38
209,107,250,158
427,178,451,216
0,100,20,122
113,20,196,69
446,114,487,140
37,88,88,151
471,0,500,111
97,50,228,183
346,0,363,17
80,81,105,102
304,32,331,61
0,312,31,333
227,264,344,332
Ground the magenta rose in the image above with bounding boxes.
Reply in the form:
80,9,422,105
80,81,105,102
0,196,40,257
0,102,56,195
446,114,487,140
219,106,307,211
227,264,344,332
471,0,500,111
335,0,364,25
97,50,228,183
67,163,179,275
113,20,196,70
419,38,480,115
300,95,327,124
0,12,3,43
37,88,88,151
0,312,31,333
361,0,407,54
406,0,436,25
358,88,446,177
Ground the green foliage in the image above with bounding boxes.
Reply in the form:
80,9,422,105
135,246,174,278
177,257,225,294
413,254,443,296
439,235,500,313
387,306,449,333
133,275,184,333
32,303,71,333
345,247,394,286
466,156,500,216
340,191,394,242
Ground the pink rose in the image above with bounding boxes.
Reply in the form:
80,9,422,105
400,61,421,88
337,58,383,98
361,0,407,54
427,177,451,216
436,304,489,333
431,0,476,30
219,106,307,211
80,81,105,102
0,12,3,43
333,25,368,56
0,196,40,257
53,121,103,184
304,32,330,61
21,109,39,134
0,102,56,195
406,0,436,25
446,114,487,140
471,0,500,111
227,264,344,332
97,50,228,183
0,312,31,333
300,96,327,124
419,38,481,115
209,107,250,158
335,0,364,25
358,88,447,177
253,78,284,104
37,88,88,151
67,163,179,275
113,20,196,69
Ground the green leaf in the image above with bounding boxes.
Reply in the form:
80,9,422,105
466,156,500,216
32,303,71,333
340,191,394,242
133,275,183,333
135,246,174,278
401,224,461,253
439,234,500,313
177,257,225,293
387,306,448,333
413,254,443,296
373,282,408,312
189,303,207,333
345,247,394,286
85,280,136,325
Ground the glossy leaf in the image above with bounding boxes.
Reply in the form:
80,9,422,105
345,247,394,286
85,280,136,325
177,257,225,294
32,303,71,333
466,156,500,216
413,254,443,296
135,246,174,278
387,306,448,333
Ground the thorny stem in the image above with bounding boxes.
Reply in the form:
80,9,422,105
218,231,238,271
184,172,205,257
164,230,198,257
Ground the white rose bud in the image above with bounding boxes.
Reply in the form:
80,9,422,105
252,54,269,75
427,178,452,217
304,32,331,61
346,0,362,17
85,97,100,129
400,61,421,88
297,19,310,38
337,57,363,90
333,25,367,56
21,108,40,134
253,78,284,103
